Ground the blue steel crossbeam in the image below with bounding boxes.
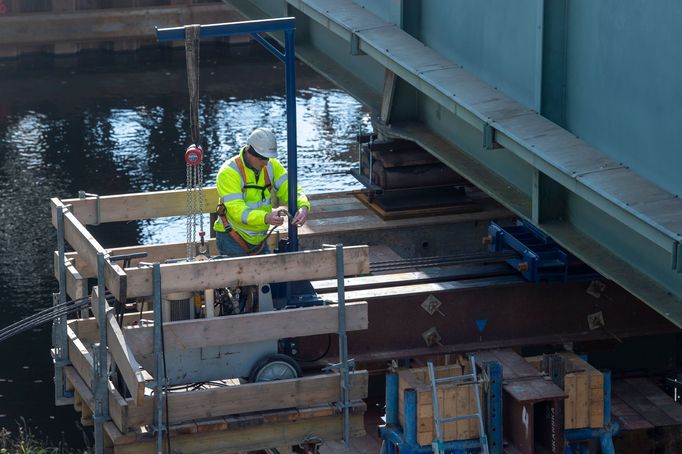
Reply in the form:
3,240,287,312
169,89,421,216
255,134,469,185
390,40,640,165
156,17,301,251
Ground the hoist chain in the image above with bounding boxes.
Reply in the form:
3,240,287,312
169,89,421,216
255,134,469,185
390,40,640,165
198,163,204,234
186,163,194,260
184,24,205,261
186,162,204,260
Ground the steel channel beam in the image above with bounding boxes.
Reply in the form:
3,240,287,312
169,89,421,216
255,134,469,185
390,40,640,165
225,0,682,327
297,278,678,363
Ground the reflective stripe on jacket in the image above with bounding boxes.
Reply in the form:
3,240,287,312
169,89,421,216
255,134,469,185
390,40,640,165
214,147,311,245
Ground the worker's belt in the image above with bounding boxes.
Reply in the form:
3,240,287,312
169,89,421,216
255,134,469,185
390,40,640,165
216,204,264,256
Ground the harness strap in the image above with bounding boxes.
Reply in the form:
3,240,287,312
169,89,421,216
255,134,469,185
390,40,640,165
215,155,273,256
235,156,271,193
228,229,264,256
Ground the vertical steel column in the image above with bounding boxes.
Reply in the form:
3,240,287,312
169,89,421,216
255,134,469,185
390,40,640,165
284,28,299,252
486,361,503,454
603,370,611,425
93,252,109,454
385,372,399,426
335,243,350,447
152,263,166,454
53,206,69,401
599,371,616,454
403,388,417,446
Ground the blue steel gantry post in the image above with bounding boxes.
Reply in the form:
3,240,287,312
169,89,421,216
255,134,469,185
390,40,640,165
156,17,301,252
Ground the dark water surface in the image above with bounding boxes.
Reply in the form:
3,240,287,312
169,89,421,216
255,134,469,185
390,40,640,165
0,44,367,448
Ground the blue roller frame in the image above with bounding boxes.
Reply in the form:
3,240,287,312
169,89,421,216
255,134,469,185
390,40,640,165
156,17,300,251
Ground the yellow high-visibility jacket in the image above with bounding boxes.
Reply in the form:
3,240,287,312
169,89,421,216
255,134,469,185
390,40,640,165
214,147,311,245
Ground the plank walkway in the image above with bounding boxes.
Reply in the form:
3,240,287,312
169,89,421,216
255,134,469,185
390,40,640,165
612,377,682,431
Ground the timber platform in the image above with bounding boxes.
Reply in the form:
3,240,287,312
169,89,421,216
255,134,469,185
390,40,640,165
50,188,682,453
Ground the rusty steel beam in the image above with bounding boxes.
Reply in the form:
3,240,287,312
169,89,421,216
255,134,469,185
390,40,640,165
299,275,679,364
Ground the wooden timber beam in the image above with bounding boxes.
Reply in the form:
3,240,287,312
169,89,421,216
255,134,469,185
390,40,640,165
124,301,369,356
125,370,368,427
106,311,147,406
88,288,147,406
57,188,218,225
108,408,365,454
0,4,242,47
58,240,220,279
70,312,154,343
52,198,127,301
66,326,130,432
53,251,88,302
124,245,370,298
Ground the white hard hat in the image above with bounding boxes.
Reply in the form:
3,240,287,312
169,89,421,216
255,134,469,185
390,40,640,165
247,128,277,158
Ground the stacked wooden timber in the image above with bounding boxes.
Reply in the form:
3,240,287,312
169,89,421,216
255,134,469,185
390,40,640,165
397,361,481,446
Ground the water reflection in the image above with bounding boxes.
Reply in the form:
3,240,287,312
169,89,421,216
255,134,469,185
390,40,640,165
0,45,368,447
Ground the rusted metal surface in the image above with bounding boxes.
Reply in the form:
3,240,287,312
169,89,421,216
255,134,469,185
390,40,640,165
302,275,679,364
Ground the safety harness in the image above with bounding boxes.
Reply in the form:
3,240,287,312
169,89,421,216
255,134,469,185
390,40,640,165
216,155,272,255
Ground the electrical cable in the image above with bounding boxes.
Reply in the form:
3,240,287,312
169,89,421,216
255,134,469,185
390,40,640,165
0,293,115,343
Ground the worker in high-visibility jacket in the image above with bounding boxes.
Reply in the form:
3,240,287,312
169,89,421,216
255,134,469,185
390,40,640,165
214,127,311,256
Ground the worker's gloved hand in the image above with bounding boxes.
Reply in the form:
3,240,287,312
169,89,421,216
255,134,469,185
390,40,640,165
265,210,285,226
292,206,309,226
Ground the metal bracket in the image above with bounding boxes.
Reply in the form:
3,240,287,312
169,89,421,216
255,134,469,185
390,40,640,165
421,294,446,316
350,32,365,55
323,358,356,373
483,122,501,150
672,241,682,273
79,191,101,225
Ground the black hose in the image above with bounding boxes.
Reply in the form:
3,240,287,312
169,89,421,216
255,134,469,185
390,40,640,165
0,292,116,343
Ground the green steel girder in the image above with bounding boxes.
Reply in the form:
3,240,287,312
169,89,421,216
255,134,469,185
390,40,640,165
225,0,682,327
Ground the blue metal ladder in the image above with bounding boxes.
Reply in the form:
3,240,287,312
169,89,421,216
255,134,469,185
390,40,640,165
427,355,489,454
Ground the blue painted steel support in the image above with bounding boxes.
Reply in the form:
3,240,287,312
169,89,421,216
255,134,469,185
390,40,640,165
486,219,598,283
156,17,300,252
486,361,503,454
284,28,298,251
386,372,399,426
603,370,612,426
404,388,417,446
380,361,502,453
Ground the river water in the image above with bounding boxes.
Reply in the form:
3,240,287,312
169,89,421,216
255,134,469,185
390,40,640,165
0,44,367,449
